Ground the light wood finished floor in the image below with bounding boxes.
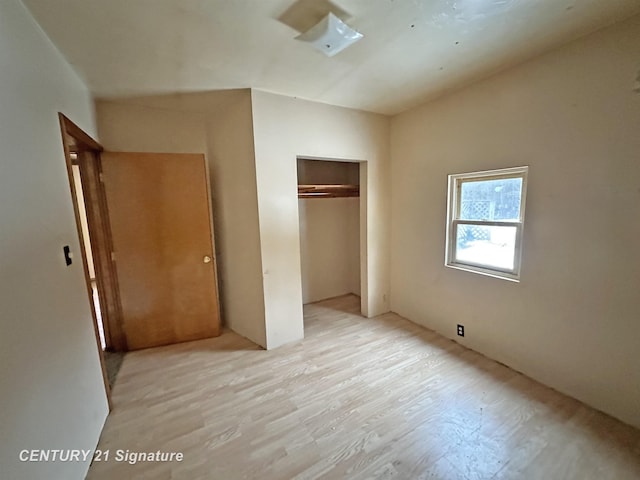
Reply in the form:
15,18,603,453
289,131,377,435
87,295,640,479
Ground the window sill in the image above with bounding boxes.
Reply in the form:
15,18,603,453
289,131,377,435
445,263,520,282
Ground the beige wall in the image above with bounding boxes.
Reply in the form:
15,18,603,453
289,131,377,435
96,91,267,347
251,90,391,349
205,91,266,347
347,197,361,297
390,15,640,428
96,90,388,350
299,198,360,304
0,1,108,478
297,158,359,184
96,100,208,153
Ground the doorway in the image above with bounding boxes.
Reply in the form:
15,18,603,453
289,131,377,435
70,159,105,348
68,157,125,386
59,114,223,405
59,114,126,405
297,157,362,318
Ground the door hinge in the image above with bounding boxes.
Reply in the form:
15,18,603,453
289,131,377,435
99,172,105,183
110,251,116,262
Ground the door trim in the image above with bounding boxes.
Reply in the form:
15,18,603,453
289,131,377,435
59,113,121,409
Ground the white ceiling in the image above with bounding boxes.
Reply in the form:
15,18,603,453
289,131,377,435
22,0,640,114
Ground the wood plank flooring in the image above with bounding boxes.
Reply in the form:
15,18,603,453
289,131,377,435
87,295,640,479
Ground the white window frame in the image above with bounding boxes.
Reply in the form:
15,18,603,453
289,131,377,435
445,166,528,282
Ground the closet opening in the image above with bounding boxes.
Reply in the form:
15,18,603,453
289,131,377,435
297,157,363,318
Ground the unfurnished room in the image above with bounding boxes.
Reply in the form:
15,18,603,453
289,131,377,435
1,0,640,479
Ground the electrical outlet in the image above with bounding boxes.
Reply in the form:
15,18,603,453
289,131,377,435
457,324,464,337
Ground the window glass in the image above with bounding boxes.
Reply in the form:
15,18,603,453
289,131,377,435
459,177,522,221
454,224,517,270
446,166,528,280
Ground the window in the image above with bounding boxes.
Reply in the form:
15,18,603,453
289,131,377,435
445,166,528,281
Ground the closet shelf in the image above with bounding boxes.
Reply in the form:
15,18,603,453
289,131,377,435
298,184,359,199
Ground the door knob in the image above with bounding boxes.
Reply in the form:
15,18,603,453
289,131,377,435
203,255,212,264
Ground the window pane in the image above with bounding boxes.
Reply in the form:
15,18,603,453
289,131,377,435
455,224,517,270
459,177,522,221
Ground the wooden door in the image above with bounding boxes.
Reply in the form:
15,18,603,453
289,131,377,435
101,152,220,350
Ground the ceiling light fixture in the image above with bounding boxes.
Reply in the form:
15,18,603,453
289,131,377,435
295,13,363,57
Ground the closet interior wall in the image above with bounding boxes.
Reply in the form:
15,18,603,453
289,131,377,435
297,159,360,305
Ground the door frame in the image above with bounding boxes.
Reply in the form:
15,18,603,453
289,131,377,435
62,117,127,351
58,113,125,408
